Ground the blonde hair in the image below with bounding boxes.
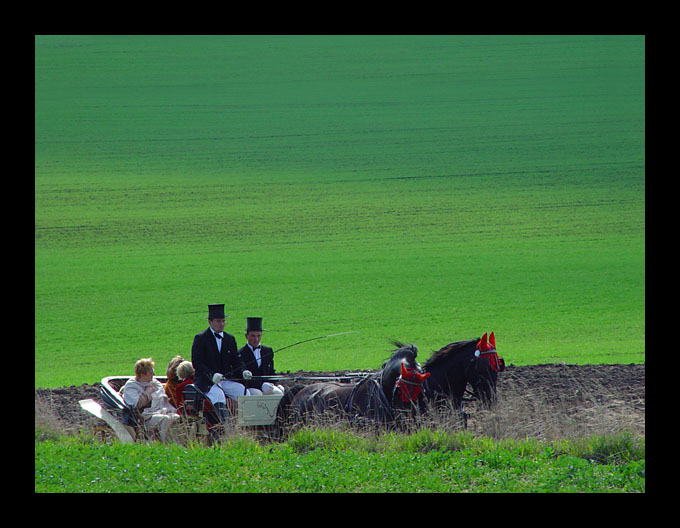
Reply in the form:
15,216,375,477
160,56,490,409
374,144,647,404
134,357,155,379
177,360,195,380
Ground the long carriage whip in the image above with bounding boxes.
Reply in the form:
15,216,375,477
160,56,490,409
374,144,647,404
229,331,361,373
209,331,361,383
273,330,360,354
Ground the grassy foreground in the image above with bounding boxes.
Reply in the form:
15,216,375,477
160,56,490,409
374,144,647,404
35,429,644,493
35,35,645,388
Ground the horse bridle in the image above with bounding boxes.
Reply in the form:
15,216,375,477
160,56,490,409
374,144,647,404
463,348,504,401
394,365,430,403
475,347,504,373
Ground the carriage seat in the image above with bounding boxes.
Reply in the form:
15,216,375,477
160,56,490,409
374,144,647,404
180,384,206,416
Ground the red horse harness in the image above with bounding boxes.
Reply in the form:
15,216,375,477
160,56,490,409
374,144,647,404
475,331,505,373
395,362,431,403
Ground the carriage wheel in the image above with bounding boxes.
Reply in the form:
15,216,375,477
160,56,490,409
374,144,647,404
91,424,115,444
91,423,137,443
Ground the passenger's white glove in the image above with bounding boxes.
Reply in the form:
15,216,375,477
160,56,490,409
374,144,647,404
212,373,224,384
242,370,253,380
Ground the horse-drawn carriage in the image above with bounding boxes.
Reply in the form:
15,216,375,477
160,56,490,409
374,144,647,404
79,371,367,444
79,333,504,444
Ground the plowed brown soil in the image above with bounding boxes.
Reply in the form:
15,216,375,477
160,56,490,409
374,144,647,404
35,363,644,441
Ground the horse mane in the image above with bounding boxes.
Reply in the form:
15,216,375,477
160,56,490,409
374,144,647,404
424,338,478,369
381,340,418,367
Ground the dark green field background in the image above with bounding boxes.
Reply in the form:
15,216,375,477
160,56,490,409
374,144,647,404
35,36,644,387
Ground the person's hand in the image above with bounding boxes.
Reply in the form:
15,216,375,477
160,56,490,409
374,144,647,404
137,392,151,409
212,373,224,384
243,370,253,380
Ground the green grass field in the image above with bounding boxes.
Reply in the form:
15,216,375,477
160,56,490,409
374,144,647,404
35,35,645,388
35,430,645,492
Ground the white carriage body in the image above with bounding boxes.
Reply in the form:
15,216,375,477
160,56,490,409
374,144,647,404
237,394,285,426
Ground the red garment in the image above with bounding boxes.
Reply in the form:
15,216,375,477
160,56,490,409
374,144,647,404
164,378,180,408
175,376,195,415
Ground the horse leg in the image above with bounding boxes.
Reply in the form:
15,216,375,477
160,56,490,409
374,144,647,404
274,384,306,438
459,404,469,429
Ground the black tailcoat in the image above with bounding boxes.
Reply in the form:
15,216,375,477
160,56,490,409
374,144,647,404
191,328,244,393
238,344,275,390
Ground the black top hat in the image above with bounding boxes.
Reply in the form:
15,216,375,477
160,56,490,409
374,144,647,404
207,303,226,319
245,317,264,332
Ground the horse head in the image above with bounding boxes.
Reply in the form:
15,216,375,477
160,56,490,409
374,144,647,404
423,332,505,409
379,342,423,405
465,332,505,408
394,361,430,404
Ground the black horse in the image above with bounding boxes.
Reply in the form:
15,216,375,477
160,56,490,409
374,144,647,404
278,343,429,431
422,332,505,419
274,335,503,434
376,341,430,414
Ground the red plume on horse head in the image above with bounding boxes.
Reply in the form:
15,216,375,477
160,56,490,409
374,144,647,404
475,331,504,372
477,331,496,352
400,361,430,381
400,362,409,378
396,362,431,403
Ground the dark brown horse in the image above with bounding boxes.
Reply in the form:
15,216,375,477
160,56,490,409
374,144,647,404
422,332,505,425
275,335,503,433
278,343,429,430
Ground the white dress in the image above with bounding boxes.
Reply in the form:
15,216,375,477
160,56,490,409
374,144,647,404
121,378,179,441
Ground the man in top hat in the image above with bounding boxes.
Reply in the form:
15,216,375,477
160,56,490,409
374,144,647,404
238,317,284,395
191,304,255,421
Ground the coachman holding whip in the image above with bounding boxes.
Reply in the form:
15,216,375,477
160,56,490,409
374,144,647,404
239,317,285,395
191,303,256,423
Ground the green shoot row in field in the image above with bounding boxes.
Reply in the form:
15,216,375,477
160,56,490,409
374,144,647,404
35,429,644,493
35,36,644,387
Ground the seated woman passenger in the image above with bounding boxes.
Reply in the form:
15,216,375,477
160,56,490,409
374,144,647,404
164,355,184,409
174,360,196,416
121,357,180,442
